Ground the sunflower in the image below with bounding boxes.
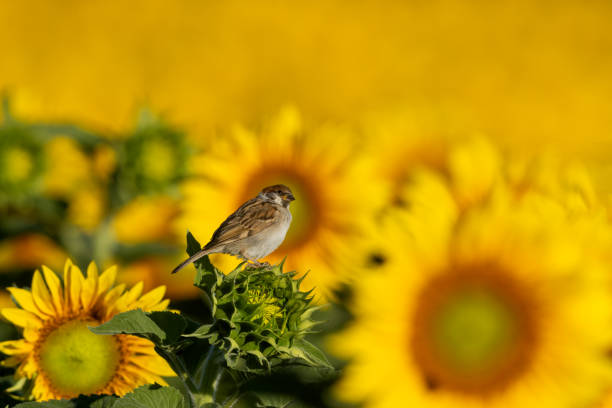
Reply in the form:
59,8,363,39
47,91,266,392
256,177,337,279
0,233,66,273
42,136,92,199
330,170,612,408
0,126,45,204
116,121,191,198
113,195,179,244
0,259,174,401
365,116,502,210
177,106,386,298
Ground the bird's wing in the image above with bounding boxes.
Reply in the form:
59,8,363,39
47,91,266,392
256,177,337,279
205,199,281,248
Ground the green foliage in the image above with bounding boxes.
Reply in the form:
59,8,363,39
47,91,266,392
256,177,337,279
111,385,188,408
184,232,331,374
0,102,336,407
14,402,74,408
81,232,334,407
13,386,187,408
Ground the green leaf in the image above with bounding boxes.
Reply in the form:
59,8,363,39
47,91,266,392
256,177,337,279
90,396,119,408
186,231,201,257
186,231,219,274
112,385,188,408
184,324,213,339
278,339,333,370
14,402,74,408
89,310,166,344
148,311,189,344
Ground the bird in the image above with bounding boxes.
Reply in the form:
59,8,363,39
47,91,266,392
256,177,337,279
172,184,295,274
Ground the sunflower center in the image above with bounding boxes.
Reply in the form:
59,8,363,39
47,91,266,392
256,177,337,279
3,146,33,183
140,139,175,182
240,167,320,250
38,319,121,397
247,287,282,326
411,267,536,394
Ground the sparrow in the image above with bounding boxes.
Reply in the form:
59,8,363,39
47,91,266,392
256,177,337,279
172,184,295,274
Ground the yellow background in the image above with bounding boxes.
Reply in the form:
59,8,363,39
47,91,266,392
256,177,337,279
1,0,611,159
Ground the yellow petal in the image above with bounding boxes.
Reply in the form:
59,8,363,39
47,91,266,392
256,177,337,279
23,327,39,343
1,356,23,367
134,286,166,311
0,339,32,355
114,281,144,312
80,262,99,310
20,355,38,378
132,354,175,376
31,270,56,316
41,265,65,314
1,308,41,329
124,359,170,383
102,284,126,320
6,287,47,319
98,265,117,296
64,259,84,312
150,299,170,311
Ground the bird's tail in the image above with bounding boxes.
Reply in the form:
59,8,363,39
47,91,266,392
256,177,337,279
171,248,214,274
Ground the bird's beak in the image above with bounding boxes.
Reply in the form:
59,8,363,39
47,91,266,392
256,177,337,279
285,193,295,202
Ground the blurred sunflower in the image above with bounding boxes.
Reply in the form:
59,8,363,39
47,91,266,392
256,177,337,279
331,170,612,408
113,195,179,244
177,106,387,298
115,121,191,200
0,234,66,273
0,259,174,401
67,186,107,232
42,136,92,199
0,127,45,204
365,115,502,210
92,143,117,183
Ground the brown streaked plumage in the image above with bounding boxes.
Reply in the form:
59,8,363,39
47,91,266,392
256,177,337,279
172,184,295,274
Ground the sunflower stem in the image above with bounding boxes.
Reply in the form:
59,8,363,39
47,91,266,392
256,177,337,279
195,344,216,390
156,346,198,408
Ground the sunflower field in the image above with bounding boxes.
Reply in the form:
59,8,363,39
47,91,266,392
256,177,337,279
2,1,612,407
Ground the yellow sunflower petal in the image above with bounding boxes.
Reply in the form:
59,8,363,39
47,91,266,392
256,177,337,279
97,265,117,298
1,356,23,367
19,355,38,377
150,299,170,311
80,262,99,310
1,308,42,329
6,287,47,319
113,281,144,312
101,284,126,320
31,270,56,316
0,339,32,355
133,286,166,311
41,265,64,314
23,327,39,343
131,354,175,376
64,259,84,312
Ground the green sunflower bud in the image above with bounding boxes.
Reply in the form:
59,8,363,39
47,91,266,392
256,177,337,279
0,126,45,204
116,115,191,199
184,232,330,374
